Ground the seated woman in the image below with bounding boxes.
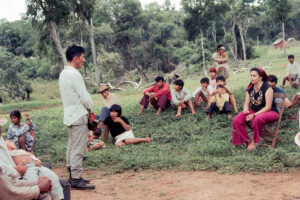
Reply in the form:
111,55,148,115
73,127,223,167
232,67,279,151
171,79,196,117
8,110,36,152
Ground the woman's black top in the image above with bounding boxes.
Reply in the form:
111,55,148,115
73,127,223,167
247,82,278,113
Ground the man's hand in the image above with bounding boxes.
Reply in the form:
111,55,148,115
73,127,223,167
14,166,27,176
38,177,52,193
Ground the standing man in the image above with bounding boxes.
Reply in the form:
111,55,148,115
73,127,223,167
59,45,95,190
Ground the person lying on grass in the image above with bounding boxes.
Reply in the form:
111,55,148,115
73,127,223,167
232,67,279,151
6,140,64,200
206,84,231,119
140,76,171,115
209,75,239,112
104,104,152,147
193,77,213,108
8,110,36,153
171,79,196,117
96,84,119,128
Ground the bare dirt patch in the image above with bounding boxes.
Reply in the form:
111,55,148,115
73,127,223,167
53,168,300,200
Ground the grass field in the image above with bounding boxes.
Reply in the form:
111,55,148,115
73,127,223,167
0,45,300,174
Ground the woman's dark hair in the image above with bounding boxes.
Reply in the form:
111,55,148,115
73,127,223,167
155,76,164,82
66,45,85,62
216,84,225,89
268,75,278,84
173,79,184,88
10,110,21,119
250,67,268,82
200,77,209,84
110,104,122,117
216,75,226,82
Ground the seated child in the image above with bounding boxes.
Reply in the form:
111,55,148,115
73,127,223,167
8,110,36,152
282,55,300,89
104,104,152,147
86,122,106,151
208,68,217,89
210,75,238,112
6,141,64,200
171,79,196,117
97,84,119,128
193,77,213,107
206,84,231,119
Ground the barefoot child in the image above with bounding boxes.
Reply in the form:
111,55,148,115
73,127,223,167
96,84,119,128
171,79,196,117
6,141,64,200
282,55,300,89
8,110,36,152
206,84,231,119
104,104,152,147
193,77,213,107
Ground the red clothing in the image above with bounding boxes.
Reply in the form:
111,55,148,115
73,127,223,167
143,83,171,101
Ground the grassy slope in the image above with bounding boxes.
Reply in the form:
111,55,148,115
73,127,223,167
1,45,300,174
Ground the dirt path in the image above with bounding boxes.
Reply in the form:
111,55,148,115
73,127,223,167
53,168,300,200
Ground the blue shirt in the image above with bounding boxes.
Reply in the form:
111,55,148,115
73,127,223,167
273,87,285,113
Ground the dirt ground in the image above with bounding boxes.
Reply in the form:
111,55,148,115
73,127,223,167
53,168,300,200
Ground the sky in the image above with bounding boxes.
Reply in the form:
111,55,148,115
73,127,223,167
0,0,182,22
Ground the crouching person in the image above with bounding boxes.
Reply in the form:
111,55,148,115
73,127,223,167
140,76,171,115
171,79,196,117
104,104,152,147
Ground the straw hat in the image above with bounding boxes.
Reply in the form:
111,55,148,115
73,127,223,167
0,118,7,126
295,132,300,147
97,84,110,93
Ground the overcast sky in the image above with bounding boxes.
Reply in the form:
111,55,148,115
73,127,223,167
0,0,182,22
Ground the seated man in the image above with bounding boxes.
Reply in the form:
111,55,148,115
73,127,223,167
268,75,291,112
282,55,300,89
6,141,64,200
140,76,171,115
212,45,230,79
206,84,231,119
193,77,213,108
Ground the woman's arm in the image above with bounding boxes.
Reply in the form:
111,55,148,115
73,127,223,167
119,119,131,131
243,92,250,114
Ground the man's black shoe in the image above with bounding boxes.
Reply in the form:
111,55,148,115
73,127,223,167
70,178,95,190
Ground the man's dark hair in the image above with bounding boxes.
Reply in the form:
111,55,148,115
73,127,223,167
200,77,209,84
288,55,295,59
110,104,122,117
216,84,225,89
66,45,85,62
268,75,278,84
216,75,226,82
155,76,164,82
173,79,184,88
10,110,21,119
217,44,224,50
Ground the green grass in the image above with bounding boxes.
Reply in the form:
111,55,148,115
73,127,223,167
1,45,300,174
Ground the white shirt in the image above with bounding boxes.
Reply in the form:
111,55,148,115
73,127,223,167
0,137,20,178
171,88,193,105
59,66,94,126
287,61,300,75
193,85,213,98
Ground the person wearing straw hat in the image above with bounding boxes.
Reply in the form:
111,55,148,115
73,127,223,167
59,45,95,190
0,118,53,200
96,84,119,128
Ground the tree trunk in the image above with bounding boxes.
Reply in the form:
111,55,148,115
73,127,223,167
127,44,148,81
80,31,86,76
238,23,247,67
49,22,67,67
282,19,286,58
232,20,238,61
200,28,206,75
87,18,101,84
212,21,217,44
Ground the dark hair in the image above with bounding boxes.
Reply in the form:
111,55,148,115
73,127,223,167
200,77,209,84
110,104,122,117
217,44,224,51
216,75,226,82
268,75,278,84
216,84,225,89
10,110,21,119
0,97,2,103
93,128,102,137
155,76,164,82
66,45,85,62
288,55,294,59
173,79,184,88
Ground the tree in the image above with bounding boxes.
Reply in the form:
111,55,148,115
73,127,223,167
266,0,292,58
26,0,72,69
